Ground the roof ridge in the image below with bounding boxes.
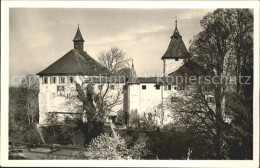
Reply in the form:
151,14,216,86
73,50,86,74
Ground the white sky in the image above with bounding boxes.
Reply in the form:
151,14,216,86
9,8,215,85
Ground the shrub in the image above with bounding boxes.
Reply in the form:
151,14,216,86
86,133,131,160
78,131,151,160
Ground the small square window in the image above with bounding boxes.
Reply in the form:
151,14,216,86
168,85,172,90
208,97,214,103
43,77,48,84
57,86,65,96
156,85,160,90
178,85,185,90
142,85,146,90
175,58,179,61
171,97,178,103
98,85,103,90
123,85,127,90
50,77,56,84
110,85,115,90
59,77,65,84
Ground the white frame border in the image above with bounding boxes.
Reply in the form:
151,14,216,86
1,1,259,167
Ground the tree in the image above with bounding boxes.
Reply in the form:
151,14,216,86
168,9,253,159
224,9,253,95
224,9,253,159
98,47,131,74
9,74,42,144
190,9,232,159
74,81,123,144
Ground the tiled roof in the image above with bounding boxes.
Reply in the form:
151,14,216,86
37,49,111,76
84,76,127,84
161,28,191,59
168,59,206,77
73,27,85,42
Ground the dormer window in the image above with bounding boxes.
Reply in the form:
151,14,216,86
59,77,65,84
42,77,48,84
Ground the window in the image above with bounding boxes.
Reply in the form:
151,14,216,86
42,77,48,84
205,85,213,91
98,85,103,90
123,85,127,90
57,86,65,96
142,85,146,90
207,97,214,103
110,85,115,90
155,85,160,90
168,85,172,90
171,97,178,103
174,86,177,90
50,77,56,84
175,58,179,61
68,76,74,84
178,85,185,90
59,77,65,84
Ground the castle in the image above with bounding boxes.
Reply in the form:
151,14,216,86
37,20,215,126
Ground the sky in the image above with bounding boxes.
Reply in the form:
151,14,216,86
9,8,215,86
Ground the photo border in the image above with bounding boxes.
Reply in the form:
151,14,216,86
1,1,259,167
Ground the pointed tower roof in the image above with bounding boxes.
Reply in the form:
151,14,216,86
127,59,140,84
161,18,191,59
73,25,85,42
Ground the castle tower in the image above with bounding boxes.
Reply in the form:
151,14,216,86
73,25,85,51
127,60,140,127
162,18,191,76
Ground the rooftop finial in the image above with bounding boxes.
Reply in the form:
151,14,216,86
132,59,134,68
175,17,177,29
78,19,79,28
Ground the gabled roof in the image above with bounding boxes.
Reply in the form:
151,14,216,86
37,49,111,76
161,26,191,59
73,27,85,42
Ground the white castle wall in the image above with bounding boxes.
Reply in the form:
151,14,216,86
163,59,184,76
127,82,186,126
39,76,124,124
127,82,219,127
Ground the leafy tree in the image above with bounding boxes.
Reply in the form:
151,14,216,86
9,75,41,144
168,9,253,159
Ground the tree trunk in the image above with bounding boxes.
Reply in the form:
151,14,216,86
215,84,224,159
36,124,46,144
